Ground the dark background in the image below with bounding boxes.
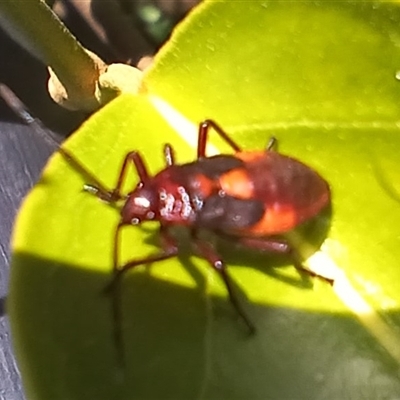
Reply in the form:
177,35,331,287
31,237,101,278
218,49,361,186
0,1,197,397
0,26,84,400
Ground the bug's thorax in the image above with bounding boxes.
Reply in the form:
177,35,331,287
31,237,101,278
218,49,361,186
154,166,207,225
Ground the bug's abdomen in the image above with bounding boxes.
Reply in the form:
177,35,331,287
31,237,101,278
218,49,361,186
218,151,330,235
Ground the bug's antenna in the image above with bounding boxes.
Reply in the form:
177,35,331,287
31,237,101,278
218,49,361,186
0,84,111,199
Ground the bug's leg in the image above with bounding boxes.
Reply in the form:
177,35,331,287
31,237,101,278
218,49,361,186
266,137,277,152
85,151,151,203
106,223,178,291
191,230,255,333
197,120,242,159
104,224,179,369
232,236,334,285
163,144,175,167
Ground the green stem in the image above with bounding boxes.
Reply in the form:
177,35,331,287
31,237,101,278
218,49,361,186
0,0,105,109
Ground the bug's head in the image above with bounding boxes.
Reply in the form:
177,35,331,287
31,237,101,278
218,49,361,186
121,182,159,225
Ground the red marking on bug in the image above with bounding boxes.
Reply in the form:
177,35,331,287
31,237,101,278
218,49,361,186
246,204,298,235
244,182,330,236
219,168,254,199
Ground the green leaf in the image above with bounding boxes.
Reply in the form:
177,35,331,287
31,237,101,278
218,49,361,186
8,1,400,399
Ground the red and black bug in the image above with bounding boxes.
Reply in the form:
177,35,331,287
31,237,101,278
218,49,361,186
1,83,331,342
83,119,332,334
